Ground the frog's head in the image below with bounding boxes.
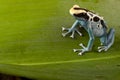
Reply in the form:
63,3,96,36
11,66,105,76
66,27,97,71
69,5,89,20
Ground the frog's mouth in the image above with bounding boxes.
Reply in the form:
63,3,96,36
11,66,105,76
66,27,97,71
69,5,87,16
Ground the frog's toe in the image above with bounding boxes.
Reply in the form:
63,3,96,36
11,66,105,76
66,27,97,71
62,33,66,37
78,52,83,56
76,29,82,36
73,49,77,52
98,46,108,52
78,49,86,55
98,46,104,50
79,43,86,49
62,27,69,31
70,30,75,38
98,48,103,52
70,35,74,38
62,27,66,31
73,49,80,52
73,49,84,52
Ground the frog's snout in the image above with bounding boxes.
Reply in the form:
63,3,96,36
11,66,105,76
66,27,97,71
69,5,86,16
73,5,80,8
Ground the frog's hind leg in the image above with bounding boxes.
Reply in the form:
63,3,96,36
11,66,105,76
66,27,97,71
106,28,115,50
98,28,115,52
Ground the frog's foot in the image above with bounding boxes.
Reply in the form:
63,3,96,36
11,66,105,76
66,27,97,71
73,43,88,55
98,46,108,52
62,27,71,37
62,27,82,38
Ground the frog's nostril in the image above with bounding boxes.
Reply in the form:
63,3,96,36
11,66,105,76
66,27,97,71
98,24,100,27
90,18,92,21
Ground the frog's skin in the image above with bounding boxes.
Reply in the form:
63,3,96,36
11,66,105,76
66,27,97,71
62,5,115,55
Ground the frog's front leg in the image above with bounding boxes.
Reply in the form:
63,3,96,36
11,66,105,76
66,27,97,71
74,22,95,55
98,28,115,52
62,20,82,38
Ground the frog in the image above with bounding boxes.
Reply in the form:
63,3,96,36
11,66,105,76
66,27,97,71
62,5,115,55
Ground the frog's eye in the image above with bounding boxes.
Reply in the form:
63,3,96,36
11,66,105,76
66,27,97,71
74,13,85,17
74,13,89,20
93,16,100,22
74,7,81,10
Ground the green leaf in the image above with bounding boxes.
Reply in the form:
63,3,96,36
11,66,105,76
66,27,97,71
0,0,120,80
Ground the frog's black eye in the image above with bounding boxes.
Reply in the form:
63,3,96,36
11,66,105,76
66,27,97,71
93,16,100,22
74,13,89,20
74,13,85,17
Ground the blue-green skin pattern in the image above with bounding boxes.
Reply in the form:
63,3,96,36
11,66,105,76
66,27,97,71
62,8,115,55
